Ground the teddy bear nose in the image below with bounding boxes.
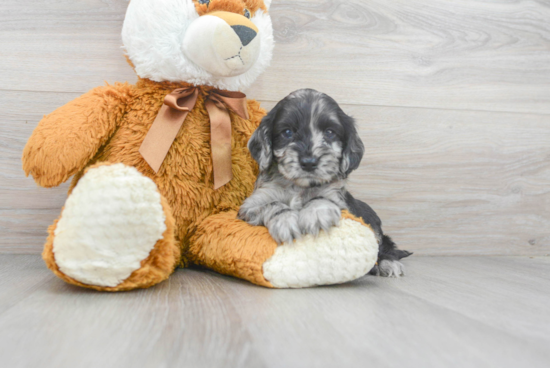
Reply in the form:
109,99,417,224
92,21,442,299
231,25,257,46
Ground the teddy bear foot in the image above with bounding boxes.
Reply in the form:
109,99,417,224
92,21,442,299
262,215,379,288
43,163,179,291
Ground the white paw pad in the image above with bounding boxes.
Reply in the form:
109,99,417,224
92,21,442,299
53,164,166,287
262,218,379,288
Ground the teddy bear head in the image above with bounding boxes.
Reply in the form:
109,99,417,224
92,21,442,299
122,0,274,91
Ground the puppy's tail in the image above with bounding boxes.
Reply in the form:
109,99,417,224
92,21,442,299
380,235,412,260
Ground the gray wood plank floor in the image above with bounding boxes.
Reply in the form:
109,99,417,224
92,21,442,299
0,254,549,368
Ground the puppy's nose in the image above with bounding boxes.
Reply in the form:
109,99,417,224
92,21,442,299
300,156,318,172
231,25,257,46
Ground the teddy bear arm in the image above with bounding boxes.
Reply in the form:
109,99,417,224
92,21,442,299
22,84,130,187
188,210,277,287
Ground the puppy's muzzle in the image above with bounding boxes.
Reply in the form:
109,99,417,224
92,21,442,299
299,156,319,172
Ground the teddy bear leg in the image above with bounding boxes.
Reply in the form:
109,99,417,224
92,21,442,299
42,163,180,291
189,211,379,288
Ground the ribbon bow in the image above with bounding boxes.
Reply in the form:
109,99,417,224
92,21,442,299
139,87,249,190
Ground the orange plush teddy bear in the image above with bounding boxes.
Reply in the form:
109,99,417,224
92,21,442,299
22,0,379,291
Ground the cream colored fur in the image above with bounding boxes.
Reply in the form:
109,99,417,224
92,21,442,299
122,0,274,91
182,15,261,77
262,219,379,288
53,164,167,287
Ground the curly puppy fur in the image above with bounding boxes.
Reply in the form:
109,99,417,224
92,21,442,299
238,89,411,277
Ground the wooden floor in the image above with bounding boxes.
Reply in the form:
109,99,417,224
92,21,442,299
0,254,548,368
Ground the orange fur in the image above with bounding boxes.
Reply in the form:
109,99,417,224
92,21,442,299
190,210,277,287
24,78,266,290
193,0,267,17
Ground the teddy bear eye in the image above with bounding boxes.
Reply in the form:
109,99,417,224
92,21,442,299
198,0,210,5
243,9,251,19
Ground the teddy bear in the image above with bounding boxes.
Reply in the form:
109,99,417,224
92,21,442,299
21,0,379,291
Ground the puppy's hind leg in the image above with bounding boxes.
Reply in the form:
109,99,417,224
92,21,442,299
344,192,412,277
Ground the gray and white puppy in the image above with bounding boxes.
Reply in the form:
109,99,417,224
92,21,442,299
238,89,411,277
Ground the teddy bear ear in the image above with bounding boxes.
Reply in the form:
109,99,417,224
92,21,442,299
264,0,272,10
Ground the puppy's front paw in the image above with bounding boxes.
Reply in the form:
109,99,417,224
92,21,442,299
266,210,301,244
298,199,341,236
370,260,405,277
237,205,261,225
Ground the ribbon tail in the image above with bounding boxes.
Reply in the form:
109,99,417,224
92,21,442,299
139,104,190,173
205,99,233,189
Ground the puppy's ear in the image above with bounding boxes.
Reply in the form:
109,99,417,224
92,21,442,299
248,102,281,171
340,113,365,177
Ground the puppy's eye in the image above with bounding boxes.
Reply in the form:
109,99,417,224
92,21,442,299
198,0,210,5
324,129,336,139
244,9,251,19
281,129,293,139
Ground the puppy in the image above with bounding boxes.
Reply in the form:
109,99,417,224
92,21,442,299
238,89,411,277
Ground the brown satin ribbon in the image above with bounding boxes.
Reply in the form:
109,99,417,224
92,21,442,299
139,87,249,190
